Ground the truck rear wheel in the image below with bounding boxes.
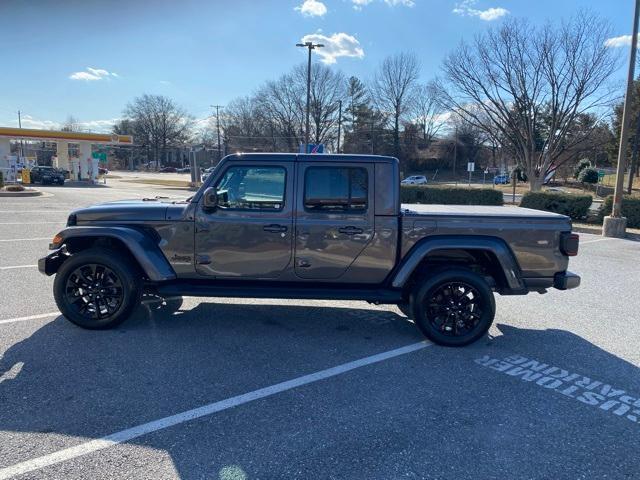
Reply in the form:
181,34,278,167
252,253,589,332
412,269,495,347
53,248,141,329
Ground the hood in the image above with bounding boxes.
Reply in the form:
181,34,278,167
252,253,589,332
72,199,183,223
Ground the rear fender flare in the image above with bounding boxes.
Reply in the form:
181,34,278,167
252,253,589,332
391,235,524,291
53,226,176,282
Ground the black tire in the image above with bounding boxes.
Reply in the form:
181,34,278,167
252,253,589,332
53,248,142,329
412,268,495,347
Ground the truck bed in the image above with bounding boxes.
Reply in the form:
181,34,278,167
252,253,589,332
399,203,572,279
401,204,568,219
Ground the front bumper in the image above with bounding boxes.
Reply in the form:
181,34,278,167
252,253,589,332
38,248,67,276
553,271,581,290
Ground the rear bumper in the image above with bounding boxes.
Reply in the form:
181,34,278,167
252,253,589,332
38,248,67,276
553,271,581,290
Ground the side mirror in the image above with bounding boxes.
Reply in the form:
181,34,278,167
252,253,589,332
202,186,218,211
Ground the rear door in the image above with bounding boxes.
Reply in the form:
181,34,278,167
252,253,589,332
294,162,374,280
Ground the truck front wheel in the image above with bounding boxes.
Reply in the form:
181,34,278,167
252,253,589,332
412,269,495,347
53,248,142,329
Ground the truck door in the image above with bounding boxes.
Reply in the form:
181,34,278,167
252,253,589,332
194,161,293,278
294,162,374,280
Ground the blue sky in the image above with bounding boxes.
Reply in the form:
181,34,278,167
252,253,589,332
0,0,636,132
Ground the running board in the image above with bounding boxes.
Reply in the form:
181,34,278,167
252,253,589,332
156,281,403,304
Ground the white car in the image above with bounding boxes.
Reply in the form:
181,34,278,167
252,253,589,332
401,175,428,185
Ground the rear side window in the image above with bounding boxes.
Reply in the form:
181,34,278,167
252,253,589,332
304,167,368,213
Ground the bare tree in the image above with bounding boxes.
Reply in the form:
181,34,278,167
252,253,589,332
61,115,81,132
294,63,347,148
372,52,420,158
411,82,444,146
438,13,618,190
255,71,306,152
123,94,193,168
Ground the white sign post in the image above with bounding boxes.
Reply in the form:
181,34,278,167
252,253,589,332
467,162,475,186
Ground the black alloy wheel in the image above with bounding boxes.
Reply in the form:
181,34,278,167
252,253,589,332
65,264,124,320
425,281,483,337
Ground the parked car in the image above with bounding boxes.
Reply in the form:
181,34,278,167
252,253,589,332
493,174,510,185
29,166,65,185
401,175,428,185
201,166,216,182
159,167,177,173
98,167,109,175
176,167,191,173
39,153,580,347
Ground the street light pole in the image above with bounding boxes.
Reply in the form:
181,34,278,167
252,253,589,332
296,41,324,153
211,104,224,162
337,100,342,154
603,0,639,237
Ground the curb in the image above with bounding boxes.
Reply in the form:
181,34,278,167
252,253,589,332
0,189,43,197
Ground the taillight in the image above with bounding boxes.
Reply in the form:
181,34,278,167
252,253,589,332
560,232,579,257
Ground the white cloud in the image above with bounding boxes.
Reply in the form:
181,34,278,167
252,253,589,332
8,115,119,133
604,35,639,48
351,0,413,10
295,0,327,17
453,0,508,21
69,67,119,81
299,32,365,64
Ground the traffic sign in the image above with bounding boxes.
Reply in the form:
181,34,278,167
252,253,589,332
467,162,475,172
92,152,107,162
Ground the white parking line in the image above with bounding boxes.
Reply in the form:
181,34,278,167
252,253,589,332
0,264,37,271
0,210,69,213
581,238,617,245
0,312,59,325
0,237,50,242
0,340,431,479
0,222,61,225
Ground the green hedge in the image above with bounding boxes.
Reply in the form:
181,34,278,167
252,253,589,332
599,196,640,228
401,186,503,205
519,192,592,219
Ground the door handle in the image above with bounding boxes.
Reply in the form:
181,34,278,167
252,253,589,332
338,226,364,235
263,224,288,233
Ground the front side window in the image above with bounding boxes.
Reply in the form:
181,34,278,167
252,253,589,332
214,166,285,211
304,167,368,213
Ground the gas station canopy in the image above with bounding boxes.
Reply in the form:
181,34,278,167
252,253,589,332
0,127,132,145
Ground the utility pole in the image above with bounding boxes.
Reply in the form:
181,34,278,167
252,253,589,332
604,0,639,237
627,110,640,194
337,100,342,153
17,110,24,159
453,126,458,177
296,41,324,153
370,121,374,154
211,105,224,162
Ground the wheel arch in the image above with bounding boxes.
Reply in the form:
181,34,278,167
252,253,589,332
391,235,525,294
51,226,176,282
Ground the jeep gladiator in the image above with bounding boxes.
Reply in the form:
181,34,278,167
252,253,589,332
39,153,580,346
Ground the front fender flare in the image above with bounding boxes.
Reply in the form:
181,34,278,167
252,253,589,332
50,226,176,282
391,235,524,291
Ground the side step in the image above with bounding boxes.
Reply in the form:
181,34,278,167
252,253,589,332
156,281,403,304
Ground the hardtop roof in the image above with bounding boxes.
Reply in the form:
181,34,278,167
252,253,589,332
224,153,398,164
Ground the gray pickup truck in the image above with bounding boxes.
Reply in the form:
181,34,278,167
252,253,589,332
39,153,580,346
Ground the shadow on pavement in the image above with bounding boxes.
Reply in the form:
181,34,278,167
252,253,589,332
0,304,639,479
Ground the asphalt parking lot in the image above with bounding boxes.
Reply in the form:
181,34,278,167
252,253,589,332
1,178,639,480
